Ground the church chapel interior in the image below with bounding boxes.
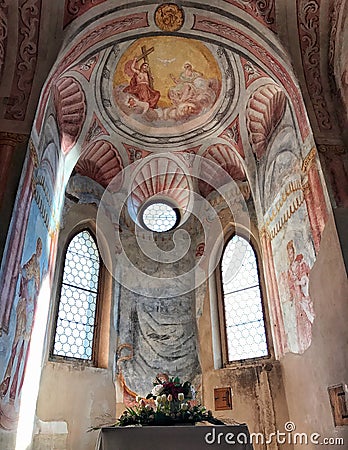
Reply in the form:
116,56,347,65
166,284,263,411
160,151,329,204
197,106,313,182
0,1,347,449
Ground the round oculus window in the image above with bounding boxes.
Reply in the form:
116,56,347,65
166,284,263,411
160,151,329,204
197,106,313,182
141,202,180,232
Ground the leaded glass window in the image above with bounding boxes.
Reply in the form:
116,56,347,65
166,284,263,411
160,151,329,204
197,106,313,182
221,235,268,362
141,202,180,232
52,230,100,361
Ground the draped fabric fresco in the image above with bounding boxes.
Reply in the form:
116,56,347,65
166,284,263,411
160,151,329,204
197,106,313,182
117,289,200,398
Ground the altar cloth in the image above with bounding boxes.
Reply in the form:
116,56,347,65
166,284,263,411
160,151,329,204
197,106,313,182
95,425,254,450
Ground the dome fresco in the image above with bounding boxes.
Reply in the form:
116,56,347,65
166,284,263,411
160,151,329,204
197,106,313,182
100,36,235,144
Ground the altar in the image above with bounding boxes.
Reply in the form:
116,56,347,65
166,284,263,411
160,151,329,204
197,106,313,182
96,425,254,450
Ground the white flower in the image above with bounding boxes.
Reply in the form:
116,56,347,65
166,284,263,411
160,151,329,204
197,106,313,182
178,392,184,401
161,394,167,402
190,386,196,399
180,402,189,411
167,394,173,402
151,384,164,396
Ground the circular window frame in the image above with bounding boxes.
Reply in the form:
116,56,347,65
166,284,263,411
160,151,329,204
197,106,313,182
138,199,181,233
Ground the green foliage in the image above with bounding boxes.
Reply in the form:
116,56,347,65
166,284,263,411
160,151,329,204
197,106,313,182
115,373,224,427
116,401,220,426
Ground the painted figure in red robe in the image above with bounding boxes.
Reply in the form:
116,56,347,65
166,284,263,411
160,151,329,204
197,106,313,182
123,59,160,109
286,240,315,353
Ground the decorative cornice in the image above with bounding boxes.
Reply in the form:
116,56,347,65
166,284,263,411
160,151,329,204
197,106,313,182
301,178,310,196
264,179,303,228
0,131,28,145
268,193,305,240
259,225,270,241
301,147,316,173
318,144,346,155
29,138,39,168
4,0,42,121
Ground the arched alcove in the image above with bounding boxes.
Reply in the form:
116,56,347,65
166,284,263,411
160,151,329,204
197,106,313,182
0,2,347,449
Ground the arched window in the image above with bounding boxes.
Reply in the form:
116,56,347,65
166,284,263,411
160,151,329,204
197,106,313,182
51,229,101,362
220,235,269,362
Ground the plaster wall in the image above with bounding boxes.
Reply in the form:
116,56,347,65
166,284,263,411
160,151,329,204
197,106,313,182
35,362,114,450
279,215,348,449
198,212,348,450
34,203,116,450
198,283,292,450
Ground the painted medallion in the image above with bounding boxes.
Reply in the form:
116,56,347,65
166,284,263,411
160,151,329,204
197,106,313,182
112,37,222,135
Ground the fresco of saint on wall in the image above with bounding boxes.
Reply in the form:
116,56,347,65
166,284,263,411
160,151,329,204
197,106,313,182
282,240,315,353
274,223,315,354
113,36,222,129
0,199,48,430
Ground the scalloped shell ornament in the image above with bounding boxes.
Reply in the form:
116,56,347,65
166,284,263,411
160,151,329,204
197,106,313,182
54,77,86,154
75,140,123,190
246,84,287,160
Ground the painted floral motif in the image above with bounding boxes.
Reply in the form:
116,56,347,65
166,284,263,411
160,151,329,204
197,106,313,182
64,0,107,27
154,3,184,32
224,0,275,30
0,1,8,82
4,0,41,121
297,0,333,131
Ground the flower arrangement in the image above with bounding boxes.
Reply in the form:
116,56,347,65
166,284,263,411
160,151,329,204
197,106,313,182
116,374,224,427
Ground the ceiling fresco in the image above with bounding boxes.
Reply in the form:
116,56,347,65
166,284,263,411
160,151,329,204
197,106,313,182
101,36,235,145
113,37,221,121
0,0,345,144
0,0,346,268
